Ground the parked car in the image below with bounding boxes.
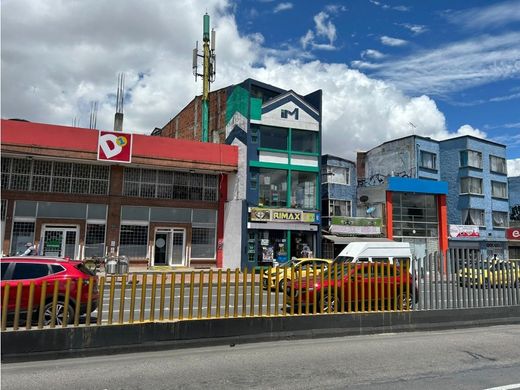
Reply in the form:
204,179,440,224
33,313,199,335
0,257,99,325
262,258,333,291
287,260,418,312
458,260,520,288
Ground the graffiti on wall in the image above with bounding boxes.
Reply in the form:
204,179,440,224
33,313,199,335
357,170,411,187
511,205,520,221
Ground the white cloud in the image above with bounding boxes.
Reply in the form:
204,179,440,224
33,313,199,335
300,10,338,51
447,0,520,29
380,36,408,47
361,49,385,59
273,2,293,13
453,124,487,138
508,159,520,177
0,0,505,165
369,0,409,12
369,32,520,95
398,23,427,35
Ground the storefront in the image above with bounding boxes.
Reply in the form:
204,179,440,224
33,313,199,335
507,227,520,262
247,208,320,266
1,119,237,269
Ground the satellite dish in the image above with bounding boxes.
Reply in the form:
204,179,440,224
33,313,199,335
360,195,369,203
366,207,376,215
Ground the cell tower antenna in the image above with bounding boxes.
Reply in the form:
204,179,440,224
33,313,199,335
192,13,216,142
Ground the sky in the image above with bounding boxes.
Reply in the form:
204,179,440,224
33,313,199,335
2,0,520,175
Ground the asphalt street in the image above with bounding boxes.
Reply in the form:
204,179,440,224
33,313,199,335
2,325,520,389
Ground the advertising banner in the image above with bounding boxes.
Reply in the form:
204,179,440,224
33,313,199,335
250,208,320,224
97,130,133,163
506,227,520,240
449,225,480,238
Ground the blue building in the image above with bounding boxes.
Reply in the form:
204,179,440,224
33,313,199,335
439,136,509,258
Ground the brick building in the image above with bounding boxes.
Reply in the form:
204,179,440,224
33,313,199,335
1,120,237,269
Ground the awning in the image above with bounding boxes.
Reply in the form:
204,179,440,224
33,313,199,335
322,235,391,245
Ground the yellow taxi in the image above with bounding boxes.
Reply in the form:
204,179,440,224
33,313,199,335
458,260,520,288
262,258,333,292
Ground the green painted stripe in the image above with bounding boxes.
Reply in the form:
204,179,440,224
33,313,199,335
249,160,319,172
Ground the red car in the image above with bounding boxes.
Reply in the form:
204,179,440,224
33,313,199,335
287,261,418,312
1,257,99,326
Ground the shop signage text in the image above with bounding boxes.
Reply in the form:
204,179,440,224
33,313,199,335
449,224,480,238
329,216,382,235
250,208,320,224
97,130,133,163
506,227,520,240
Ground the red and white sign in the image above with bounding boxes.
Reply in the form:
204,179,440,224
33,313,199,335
97,131,133,163
506,227,520,240
449,224,480,238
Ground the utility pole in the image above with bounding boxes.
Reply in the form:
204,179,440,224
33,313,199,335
193,13,216,142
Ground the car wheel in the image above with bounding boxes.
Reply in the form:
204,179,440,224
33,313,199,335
321,294,335,313
397,293,414,310
278,279,286,292
43,301,74,326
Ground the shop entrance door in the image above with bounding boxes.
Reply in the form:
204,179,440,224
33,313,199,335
41,226,79,258
153,228,186,266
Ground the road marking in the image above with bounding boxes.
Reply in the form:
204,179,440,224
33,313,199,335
483,384,520,390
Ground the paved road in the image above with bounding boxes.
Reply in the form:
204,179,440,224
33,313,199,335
3,325,520,389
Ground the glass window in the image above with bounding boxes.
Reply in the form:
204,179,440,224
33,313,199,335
11,263,49,280
291,171,316,210
150,207,191,222
258,169,287,207
291,231,315,259
1,263,11,279
490,156,507,174
460,150,482,169
329,200,352,217
392,193,438,238
420,151,437,170
14,201,37,217
259,126,288,150
462,209,485,226
121,206,149,221
10,222,35,255
326,166,349,185
84,224,106,258
491,181,507,198
492,211,508,228
119,225,148,258
460,177,483,195
192,209,217,224
255,230,288,265
37,202,87,219
191,227,216,258
87,204,107,220
51,264,65,274
292,130,317,153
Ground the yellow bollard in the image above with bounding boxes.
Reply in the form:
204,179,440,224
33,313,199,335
374,263,379,311
368,265,372,312
13,282,23,331
242,268,248,317
339,263,345,313
250,268,256,317
274,266,279,316
225,269,231,318
305,269,310,315
353,265,358,313
74,278,83,327
297,267,302,315
62,279,71,328
108,277,116,325
326,264,332,314
1,284,9,331
85,277,93,327
198,271,204,319
393,262,398,311
399,262,404,311
37,281,47,329
387,262,391,311
26,282,35,330
97,277,105,326
178,274,185,320
140,274,147,323
216,269,222,318
160,273,166,321
150,273,158,321
168,272,175,321
258,267,263,317
290,265,295,316
207,270,213,319
129,274,137,324
188,271,195,320
346,263,351,313
119,274,127,324
320,264,325,313
234,269,239,318
266,266,272,317
333,264,338,314
282,266,287,316
313,269,317,315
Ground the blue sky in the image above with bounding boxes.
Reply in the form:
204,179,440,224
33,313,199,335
2,0,519,173
234,0,520,160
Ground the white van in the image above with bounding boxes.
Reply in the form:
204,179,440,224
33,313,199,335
334,241,412,265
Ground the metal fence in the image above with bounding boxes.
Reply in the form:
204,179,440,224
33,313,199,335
1,249,519,331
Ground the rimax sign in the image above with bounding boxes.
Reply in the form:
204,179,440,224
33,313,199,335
250,208,320,224
506,227,520,240
97,130,133,163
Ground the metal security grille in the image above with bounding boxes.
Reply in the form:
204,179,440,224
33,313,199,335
85,224,106,258
123,168,218,202
119,225,148,258
10,222,35,255
191,227,216,258
1,157,109,195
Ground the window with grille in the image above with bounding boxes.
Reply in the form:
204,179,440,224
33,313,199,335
191,227,216,258
119,225,148,258
10,222,35,256
1,157,109,195
1,199,6,221
122,167,218,202
85,224,106,258
328,199,352,217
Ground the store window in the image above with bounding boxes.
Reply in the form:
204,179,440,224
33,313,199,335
492,211,508,228
255,230,288,265
292,130,317,153
258,169,287,207
460,150,482,169
259,126,288,150
491,181,507,199
325,166,349,185
119,225,148,258
392,193,438,238
191,227,216,258
10,222,35,256
460,177,483,195
84,224,106,258
291,171,316,210
420,151,437,170
490,156,507,174
291,231,315,258
462,209,485,226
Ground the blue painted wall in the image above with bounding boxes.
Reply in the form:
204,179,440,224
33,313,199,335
416,137,441,181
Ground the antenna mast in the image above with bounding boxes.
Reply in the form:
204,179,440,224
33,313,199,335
193,13,216,142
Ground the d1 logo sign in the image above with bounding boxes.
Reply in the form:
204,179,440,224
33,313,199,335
97,131,133,163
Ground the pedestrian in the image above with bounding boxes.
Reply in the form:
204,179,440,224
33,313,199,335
21,242,37,256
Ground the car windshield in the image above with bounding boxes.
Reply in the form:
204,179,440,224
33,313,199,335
333,255,355,264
